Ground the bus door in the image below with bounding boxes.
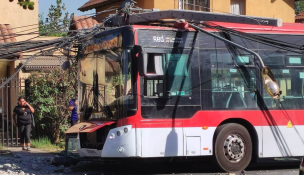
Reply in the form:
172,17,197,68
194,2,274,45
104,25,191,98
139,48,201,157
261,52,304,157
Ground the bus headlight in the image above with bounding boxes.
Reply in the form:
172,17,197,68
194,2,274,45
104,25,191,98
124,127,128,133
118,147,124,153
109,133,115,140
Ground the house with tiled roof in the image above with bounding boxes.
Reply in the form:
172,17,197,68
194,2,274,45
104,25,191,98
69,15,100,31
78,0,298,23
0,24,22,59
1,0,70,74
0,0,71,146
296,10,304,23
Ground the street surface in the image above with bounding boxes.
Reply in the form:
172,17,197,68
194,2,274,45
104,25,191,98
71,160,300,175
0,147,301,175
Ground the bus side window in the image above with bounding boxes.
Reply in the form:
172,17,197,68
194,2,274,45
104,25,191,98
210,67,257,109
144,78,164,97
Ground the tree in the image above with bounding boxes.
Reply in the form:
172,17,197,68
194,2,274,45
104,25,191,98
296,1,304,15
8,0,35,10
39,0,73,37
17,0,35,10
27,66,77,143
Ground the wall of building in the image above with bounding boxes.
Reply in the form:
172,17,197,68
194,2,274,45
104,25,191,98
95,1,122,21
0,0,39,41
0,0,38,119
94,0,295,23
136,0,154,9
152,0,178,10
245,0,294,23
210,0,295,23
210,0,230,14
95,0,178,20
0,0,39,78
0,63,10,79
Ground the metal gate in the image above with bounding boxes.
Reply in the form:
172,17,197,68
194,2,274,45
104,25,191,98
0,78,26,147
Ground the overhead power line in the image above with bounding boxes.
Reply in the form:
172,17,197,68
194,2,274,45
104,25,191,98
0,4,124,89
201,22,304,54
0,7,119,49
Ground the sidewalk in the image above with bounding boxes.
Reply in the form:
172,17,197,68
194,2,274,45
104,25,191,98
2,147,55,157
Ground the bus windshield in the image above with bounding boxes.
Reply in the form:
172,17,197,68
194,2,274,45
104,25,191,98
79,48,136,120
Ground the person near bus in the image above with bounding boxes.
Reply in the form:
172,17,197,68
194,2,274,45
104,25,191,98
67,93,78,127
13,96,35,151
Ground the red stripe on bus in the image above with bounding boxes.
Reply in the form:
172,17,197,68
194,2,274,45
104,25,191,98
117,110,304,128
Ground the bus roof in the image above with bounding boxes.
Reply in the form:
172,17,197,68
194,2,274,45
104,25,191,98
205,22,304,35
131,22,304,35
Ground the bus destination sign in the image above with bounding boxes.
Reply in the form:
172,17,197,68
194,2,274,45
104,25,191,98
137,30,195,48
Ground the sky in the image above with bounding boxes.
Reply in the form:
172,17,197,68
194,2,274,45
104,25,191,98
39,0,95,18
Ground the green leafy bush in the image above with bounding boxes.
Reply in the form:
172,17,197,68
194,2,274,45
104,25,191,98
27,66,77,143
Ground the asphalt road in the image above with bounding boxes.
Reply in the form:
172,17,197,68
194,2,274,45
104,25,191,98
70,157,301,175
1,148,300,175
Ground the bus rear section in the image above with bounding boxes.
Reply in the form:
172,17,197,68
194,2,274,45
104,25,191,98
65,23,304,172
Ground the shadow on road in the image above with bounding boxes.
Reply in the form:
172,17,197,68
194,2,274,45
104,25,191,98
70,158,300,175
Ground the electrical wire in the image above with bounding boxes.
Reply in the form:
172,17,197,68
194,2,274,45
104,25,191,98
0,5,122,66
204,21,304,49
200,22,304,54
0,4,118,91
0,7,119,50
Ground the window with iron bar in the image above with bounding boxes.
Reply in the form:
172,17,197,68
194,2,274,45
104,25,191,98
179,0,210,12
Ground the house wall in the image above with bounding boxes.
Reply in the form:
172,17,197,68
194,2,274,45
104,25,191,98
210,0,230,14
0,0,39,41
95,1,122,22
0,0,38,121
0,0,39,77
211,0,295,23
245,0,295,23
94,0,295,23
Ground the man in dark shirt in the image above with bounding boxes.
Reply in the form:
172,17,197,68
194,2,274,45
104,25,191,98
67,93,78,127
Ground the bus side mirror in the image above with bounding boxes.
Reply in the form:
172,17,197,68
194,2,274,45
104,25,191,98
262,67,280,100
134,45,148,76
133,45,164,77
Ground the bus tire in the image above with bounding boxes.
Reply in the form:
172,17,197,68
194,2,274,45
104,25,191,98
214,123,252,172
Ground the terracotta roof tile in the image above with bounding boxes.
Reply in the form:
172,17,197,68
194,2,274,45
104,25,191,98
0,24,21,59
0,24,17,44
21,56,69,71
70,15,99,31
296,10,304,23
78,0,109,12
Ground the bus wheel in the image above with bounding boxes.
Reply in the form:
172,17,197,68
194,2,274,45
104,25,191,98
214,123,252,172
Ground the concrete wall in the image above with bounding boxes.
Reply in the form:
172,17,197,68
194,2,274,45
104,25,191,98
94,0,295,23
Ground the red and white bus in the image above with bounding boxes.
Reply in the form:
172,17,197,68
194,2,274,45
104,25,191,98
65,18,304,172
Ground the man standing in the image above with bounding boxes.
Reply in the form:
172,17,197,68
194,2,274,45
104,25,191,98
68,93,78,126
